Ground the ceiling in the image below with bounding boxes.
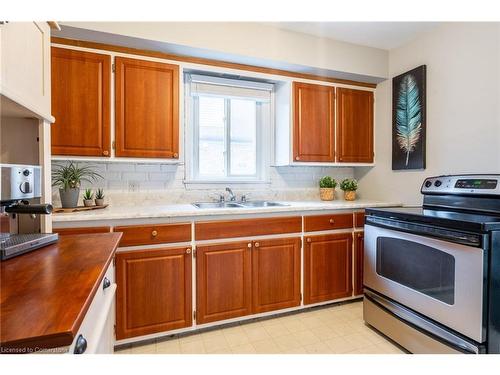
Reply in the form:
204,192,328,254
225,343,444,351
265,22,440,50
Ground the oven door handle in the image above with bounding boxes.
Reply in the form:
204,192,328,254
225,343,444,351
365,215,484,247
365,290,479,354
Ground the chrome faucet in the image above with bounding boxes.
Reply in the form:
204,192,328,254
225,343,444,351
225,187,236,201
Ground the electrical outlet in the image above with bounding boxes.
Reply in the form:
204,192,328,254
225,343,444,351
128,181,139,192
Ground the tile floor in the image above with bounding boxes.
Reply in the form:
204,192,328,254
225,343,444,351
115,301,406,354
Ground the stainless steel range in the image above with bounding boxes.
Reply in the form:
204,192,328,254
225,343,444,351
363,174,500,354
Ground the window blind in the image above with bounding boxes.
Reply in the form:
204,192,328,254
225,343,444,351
188,74,273,102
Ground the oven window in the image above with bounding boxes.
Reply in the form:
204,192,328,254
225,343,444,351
376,237,455,305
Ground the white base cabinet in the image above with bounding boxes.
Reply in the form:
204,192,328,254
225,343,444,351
67,262,116,354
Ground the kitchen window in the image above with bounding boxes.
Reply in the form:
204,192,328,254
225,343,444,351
186,73,273,183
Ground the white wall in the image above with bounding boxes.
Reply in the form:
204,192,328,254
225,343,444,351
60,22,388,80
356,23,500,205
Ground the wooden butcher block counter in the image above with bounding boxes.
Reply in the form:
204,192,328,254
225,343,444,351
0,233,122,353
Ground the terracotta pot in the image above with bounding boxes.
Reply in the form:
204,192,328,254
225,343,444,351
95,198,104,206
319,188,335,201
344,190,356,201
83,199,94,207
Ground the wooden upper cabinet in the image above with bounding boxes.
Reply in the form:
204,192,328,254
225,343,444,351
293,82,335,162
336,88,374,163
304,233,353,304
51,47,111,156
354,231,365,296
115,247,192,339
196,241,252,324
252,238,301,314
115,57,179,158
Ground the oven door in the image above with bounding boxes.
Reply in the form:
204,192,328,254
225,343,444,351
364,218,486,343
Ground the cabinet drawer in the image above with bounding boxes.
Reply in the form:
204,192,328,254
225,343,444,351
304,213,353,232
114,223,191,247
53,226,111,235
195,216,302,241
354,211,365,228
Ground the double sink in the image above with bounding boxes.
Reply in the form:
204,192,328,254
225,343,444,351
193,201,290,209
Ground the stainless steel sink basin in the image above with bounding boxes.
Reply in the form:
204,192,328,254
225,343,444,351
192,202,244,209
240,201,290,207
192,201,290,209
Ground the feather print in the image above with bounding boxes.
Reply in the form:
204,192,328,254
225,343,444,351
396,74,422,166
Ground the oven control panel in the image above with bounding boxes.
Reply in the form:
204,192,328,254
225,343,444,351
421,175,500,195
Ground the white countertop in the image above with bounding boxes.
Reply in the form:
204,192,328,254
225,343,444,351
52,199,400,223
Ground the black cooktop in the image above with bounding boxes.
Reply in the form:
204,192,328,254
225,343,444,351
366,206,500,232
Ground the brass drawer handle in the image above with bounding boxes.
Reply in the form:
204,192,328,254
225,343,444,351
151,230,158,237
254,242,260,248
306,238,311,243
329,219,335,224
186,248,191,254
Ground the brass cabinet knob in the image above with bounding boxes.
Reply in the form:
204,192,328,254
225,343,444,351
186,248,191,254
329,219,335,224
102,150,109,156
254,242,260,248
151,230,158,237
173,153,179,158
295,156,300,161
247,243,252,248
306,238,312,243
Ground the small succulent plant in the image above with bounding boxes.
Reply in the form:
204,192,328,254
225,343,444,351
340,178,358,192
95,188,105,199
319,176,337,189
83,188,94,200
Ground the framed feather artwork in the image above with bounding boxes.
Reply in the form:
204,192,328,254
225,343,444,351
392,65,426,170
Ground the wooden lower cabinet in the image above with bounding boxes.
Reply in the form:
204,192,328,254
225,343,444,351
196,241,252,324
354,231,365,296
115,247,192,339
304,232,353,304
252,238,301,314
53,226,111,235
196,237,301,324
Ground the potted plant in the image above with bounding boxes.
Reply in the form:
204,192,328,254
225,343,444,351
83,189,94,207
319,176,337,201
95,188,105,206
52,162,102,208
340,178,359,201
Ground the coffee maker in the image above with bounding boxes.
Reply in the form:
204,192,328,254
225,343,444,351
0,164,58,260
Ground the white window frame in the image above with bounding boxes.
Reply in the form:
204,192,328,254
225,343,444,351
185,73,273,185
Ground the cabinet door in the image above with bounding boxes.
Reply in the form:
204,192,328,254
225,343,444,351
115,57,179,158
1,22,51,116
51,47,111,156
196,241,252,324
336,88,374,163
115,247,192,339
252,237,301,314
304,233,353,304
354,231,365,296
293,82,335,162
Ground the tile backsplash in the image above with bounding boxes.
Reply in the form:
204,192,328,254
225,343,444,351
51,161,354,206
